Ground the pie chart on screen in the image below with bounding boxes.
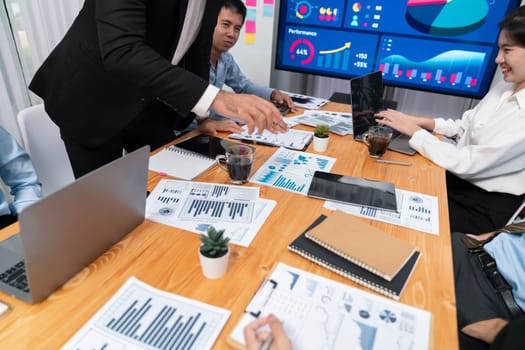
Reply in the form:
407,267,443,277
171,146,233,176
406,0,489,36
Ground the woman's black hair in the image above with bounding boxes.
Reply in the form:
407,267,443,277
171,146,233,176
500,6,525,47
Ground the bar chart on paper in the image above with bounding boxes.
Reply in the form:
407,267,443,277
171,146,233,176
145,179,275,247
148,181,258,224
62,277,230,350
250,148,336,195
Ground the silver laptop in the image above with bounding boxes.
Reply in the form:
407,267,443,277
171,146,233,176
0,146,149,303
351,71,416,156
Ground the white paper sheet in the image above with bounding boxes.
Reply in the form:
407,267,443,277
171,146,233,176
229,126,313,151
62,277,230,350
229,262,432,350
324,188,440,235
146,180,276,247
249,147,336,196
283,91,330,110
149,145,216,180
289,110,353,135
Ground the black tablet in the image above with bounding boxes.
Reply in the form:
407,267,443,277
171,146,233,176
307,171,398,212
175,135,253,159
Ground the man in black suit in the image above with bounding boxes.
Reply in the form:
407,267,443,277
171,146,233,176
29,0,286,178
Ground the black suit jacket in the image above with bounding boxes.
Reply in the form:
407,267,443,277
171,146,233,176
29,0,220,147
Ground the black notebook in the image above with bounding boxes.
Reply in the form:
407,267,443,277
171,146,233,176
288,215,421,300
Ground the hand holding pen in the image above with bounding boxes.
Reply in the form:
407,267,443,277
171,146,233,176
244,314,291,350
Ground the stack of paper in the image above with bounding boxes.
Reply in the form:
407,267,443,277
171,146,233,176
146,179,275,247
229,126,313,151
228,262,431,349
283,91,329,109
290,110,353,135
249,148,336,196
63,277,230,350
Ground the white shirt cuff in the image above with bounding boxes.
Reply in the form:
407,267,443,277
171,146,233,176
432,118,447,134
192,85,220,119
408,129,432,150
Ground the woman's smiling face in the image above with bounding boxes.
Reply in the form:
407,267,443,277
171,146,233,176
495,29,525,93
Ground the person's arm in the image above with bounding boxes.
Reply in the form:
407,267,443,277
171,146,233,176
462,318,509,344
197,118,243,136
95,0,212,117
0,128,42,215
409,123,525,181
375,109,436,136
491,314,525,350
378,106,525,181
211,90,287,134
95,1,285,133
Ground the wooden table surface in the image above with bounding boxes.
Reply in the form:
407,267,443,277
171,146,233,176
0,102,457,349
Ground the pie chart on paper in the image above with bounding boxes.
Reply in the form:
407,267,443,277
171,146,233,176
406,0,489,36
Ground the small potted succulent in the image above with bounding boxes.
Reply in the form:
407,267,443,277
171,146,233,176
313,124,330,152
198,226,231,279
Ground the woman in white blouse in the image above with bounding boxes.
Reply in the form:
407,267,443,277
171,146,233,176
375,6,525,235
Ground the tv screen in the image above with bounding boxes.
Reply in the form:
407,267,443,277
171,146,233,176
274,0,521,99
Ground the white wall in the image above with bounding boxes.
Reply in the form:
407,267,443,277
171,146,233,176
228,4,275,87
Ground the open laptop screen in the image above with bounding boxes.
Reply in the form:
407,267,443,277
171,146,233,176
351,71,384,140
0,146,149,303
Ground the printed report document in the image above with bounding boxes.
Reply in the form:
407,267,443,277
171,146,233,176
228,262,431,350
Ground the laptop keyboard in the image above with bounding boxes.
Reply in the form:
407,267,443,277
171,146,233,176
0,261,29,293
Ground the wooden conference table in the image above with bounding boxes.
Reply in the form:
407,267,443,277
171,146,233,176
0,102,457,349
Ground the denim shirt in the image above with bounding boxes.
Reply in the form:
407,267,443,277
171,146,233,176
485,232,525,311
0,127,42,216
177,51,275,135
210,51,273,100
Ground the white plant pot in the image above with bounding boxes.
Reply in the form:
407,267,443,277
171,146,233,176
198,246,230,279
313,136,329,152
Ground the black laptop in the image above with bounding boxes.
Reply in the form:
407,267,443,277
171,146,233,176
351,71,416,155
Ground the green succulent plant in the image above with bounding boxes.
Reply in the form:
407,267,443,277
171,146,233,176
200,226,230,258
314,124,330,138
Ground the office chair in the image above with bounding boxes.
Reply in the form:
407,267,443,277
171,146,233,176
507,200,525,225
16,104,75,196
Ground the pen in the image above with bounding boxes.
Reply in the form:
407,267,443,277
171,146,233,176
261,334,273,350
375,159,412,166
240,138,277,147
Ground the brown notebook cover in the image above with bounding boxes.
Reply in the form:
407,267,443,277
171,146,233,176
305,210,417,281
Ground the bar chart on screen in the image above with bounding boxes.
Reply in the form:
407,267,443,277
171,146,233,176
61,277,230,350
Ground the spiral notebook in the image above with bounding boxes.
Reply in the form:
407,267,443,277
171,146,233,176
305,210,417,281
288,215,421,299
149,135,245,180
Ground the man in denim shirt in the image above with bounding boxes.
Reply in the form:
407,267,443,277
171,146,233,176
190,0,296,136
0,127,42,229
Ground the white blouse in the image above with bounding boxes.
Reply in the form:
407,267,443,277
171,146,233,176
409,81,525,195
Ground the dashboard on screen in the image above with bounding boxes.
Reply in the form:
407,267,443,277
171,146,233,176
274,0,521,99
